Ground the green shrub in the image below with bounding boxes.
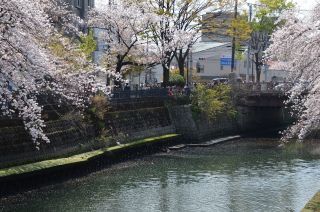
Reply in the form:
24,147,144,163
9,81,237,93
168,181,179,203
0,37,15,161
80,29,97,60
89,95,109,120
191,84,237,120
87,94,110,142
169,73,185,87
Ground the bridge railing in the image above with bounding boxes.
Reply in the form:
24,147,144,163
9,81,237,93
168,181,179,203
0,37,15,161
110,88,169,100
233,82,290,95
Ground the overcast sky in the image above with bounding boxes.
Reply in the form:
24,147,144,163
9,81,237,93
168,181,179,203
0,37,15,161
294,0,318,10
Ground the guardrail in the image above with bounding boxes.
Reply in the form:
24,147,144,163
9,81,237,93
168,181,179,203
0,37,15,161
232,82,290,95
110,88,169,100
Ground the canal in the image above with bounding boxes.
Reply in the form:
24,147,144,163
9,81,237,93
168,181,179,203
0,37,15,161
1,138,320,212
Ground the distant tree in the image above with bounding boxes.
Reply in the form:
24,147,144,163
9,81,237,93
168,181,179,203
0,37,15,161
171,0,218,77
88,2,160,76
227,12,252,60
147,0,197,86
249,0,294,82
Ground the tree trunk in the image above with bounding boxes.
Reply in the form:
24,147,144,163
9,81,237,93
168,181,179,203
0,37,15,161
178,59,185,77
255,63,261,83
254,53,262,83
116,56,122,73
114,57,123,86
162,63,170,87
176,49,188,77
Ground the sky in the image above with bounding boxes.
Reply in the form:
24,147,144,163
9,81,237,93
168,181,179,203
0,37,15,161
95,0,110,9
294,0,318,10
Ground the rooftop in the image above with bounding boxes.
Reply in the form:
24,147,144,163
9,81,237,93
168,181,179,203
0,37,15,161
191,42,229,53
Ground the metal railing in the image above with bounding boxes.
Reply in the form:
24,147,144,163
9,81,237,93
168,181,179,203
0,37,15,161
232,82,290,95
110,88,169,100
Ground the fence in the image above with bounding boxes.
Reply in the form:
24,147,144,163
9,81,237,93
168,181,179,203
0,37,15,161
233,82,290,95
110,88,169,100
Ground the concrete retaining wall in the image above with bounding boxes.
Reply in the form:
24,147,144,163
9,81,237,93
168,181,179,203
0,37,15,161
0,106,175,167
0,101,292,167
168,104,292,141
168,105,238,141
105,107,175,141
0,118,95,167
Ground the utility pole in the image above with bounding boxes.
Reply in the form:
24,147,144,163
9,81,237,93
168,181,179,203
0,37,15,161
189,44,193,86
231,0,238,73
186,45,190,85
246,3,253,82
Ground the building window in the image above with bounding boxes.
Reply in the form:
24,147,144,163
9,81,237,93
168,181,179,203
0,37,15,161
196,61,204,73
76,0,81,8
88,0,92,7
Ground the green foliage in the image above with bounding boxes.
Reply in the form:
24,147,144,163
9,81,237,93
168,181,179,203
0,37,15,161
87,94,109,141
48,36,87,70
227,13,252,61
253,0,295,33
235,43,245,60
169,73,185,87
302,191,320,212
80,30,97,60
227,13,252,42
89,95,109,120
191,84,237,120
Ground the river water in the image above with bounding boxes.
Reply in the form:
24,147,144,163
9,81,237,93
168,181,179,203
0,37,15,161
1,138,320,212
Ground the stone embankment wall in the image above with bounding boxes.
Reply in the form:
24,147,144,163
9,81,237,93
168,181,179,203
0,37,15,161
0,94,97,167
169,105,237,140
0,105,175,167
105,107,175,141
168,104,292,141
0,98,292,167
0,116,95,168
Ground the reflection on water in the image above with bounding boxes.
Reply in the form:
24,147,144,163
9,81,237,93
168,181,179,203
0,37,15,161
1,138,320,212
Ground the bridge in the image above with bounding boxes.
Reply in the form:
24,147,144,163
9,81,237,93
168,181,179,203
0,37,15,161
231,82,292,132
233,82,287,108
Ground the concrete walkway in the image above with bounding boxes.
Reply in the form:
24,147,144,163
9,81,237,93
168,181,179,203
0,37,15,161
302,191,320,212
0,134,180,179
168,135,241,150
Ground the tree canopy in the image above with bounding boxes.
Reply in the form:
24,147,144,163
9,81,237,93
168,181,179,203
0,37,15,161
0,0,118,148
267,3,320,140
249,0,294,82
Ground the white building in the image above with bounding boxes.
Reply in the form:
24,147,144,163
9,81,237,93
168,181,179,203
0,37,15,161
143,42,286,85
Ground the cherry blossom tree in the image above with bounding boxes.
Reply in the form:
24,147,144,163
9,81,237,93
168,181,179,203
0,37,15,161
147,0,195,86
171,0,218,76
266,4,320,140
0,0,117,148
89,0,202,86
88,2,160,77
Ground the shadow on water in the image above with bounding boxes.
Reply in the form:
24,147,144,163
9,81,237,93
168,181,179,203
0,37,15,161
1,137,320,212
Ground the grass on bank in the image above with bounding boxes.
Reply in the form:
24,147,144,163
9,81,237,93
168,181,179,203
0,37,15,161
302,191,320,212
0,134,179,178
